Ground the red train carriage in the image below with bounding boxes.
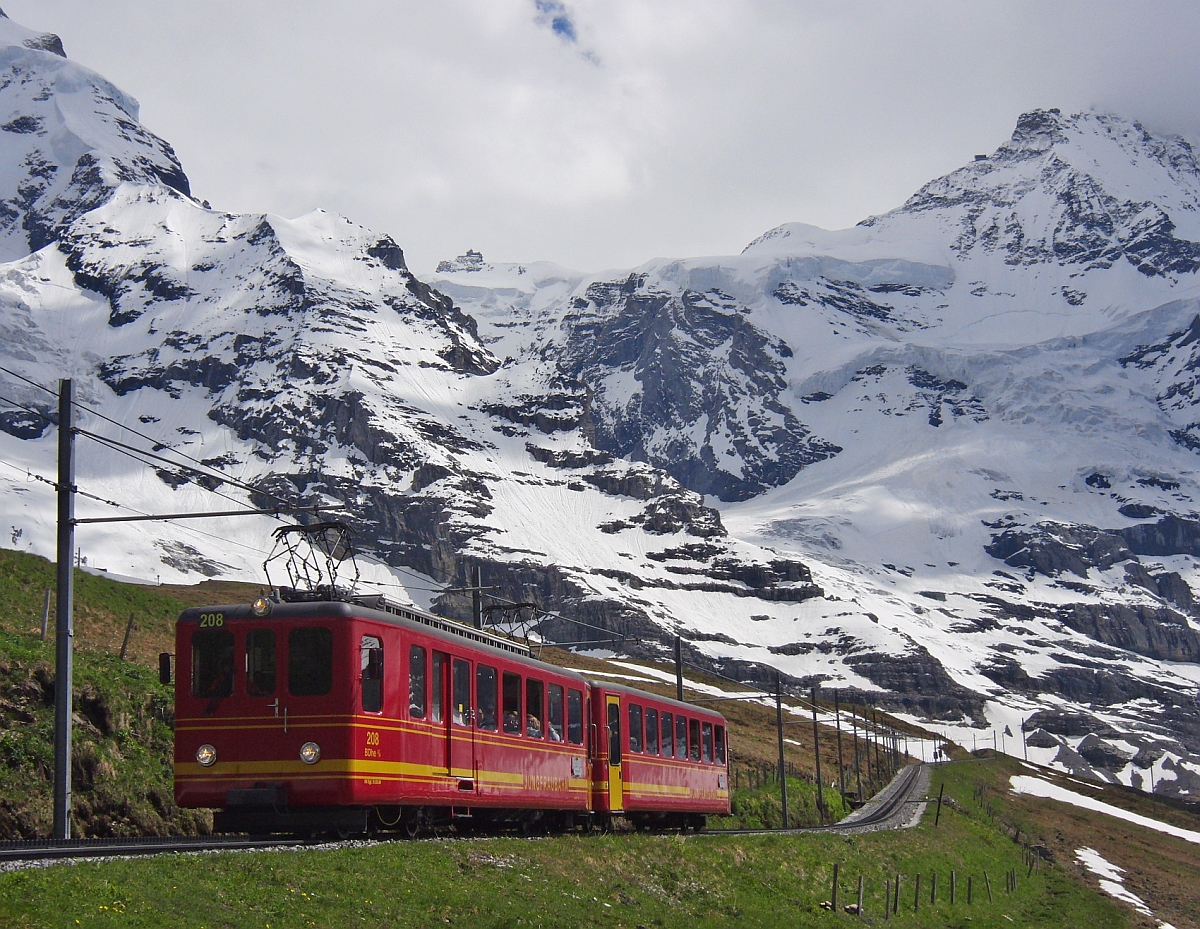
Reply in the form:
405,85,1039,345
173,592,731,834
174,597,591,834
587,681,730,831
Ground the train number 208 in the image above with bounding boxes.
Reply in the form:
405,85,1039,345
199,612,225,628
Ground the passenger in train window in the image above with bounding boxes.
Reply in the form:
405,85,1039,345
526,679,544,738
689,718,701,761
702,721,713,762
661,712,673,758
645,708,659,755
503,672,521,734
477,665,498,731
715,725,727,764
675,714,688,759
547,683,565,741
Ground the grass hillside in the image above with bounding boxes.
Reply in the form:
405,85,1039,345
0,754,1150,929
0,549,261,837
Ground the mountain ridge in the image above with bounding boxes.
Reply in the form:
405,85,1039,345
0,13,1197,799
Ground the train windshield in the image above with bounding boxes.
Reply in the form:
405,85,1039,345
289,627,332,696
245,629,276,696
192,628,233,699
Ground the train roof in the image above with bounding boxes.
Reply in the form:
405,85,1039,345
583,677,728,723
177,598,589,686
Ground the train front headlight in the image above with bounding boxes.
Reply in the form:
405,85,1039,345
299,741,321,765
196,743,217,767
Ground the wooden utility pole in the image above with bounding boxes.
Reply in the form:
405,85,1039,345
776,672,788,828
834,689,846,801
674,635,683,701
811,686,825,822
53,378,75,841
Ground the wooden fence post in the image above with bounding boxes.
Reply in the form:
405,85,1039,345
119,612,136,660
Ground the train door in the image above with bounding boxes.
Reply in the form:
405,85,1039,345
450,656,475,789
606,694,623,812
431,651,449,772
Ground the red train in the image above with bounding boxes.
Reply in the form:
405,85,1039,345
171,594,730,835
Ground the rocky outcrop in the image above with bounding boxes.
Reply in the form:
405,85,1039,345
560,276,840,501
847,644,985,721
1052,602,1200,662
984,520,1133,578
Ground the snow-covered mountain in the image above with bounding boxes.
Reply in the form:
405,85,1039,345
1,12,1199,797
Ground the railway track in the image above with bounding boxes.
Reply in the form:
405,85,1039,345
0,765,930,865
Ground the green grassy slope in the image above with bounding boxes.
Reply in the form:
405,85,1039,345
0,755,1136,929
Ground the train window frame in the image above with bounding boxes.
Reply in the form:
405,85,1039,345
502,672,521,734
566,687,583,745
702,721,713,763
547,682,565,742
607,700,622,766
675,714,687,759
408,645,427,718
689,718,701,761
645,708,659,755
452,658,471,727
525,678,544,739
661,711,673,758
715,725,727,764
628,703,643,753
245,628,276,697
476,664,498,731
360,635,383,714
191,628,234,699
431,652,447,723
288,627,333,697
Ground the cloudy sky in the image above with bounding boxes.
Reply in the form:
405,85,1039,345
4,0,1200,274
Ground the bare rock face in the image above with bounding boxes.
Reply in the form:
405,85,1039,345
559,275,841,501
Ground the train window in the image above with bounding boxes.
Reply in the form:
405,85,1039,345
689,718,701,761
526,678,544,738
607,701,621,765
245,629,275,696
452,659,471,726
566,688,583,745
361,635,383,713
675,714,687,759
661,712,673,758
288,627,332,696
628,704,643,753
702,721,713,762
715,725,726,764
409,645,427,718
192,628,233,698
547,683,565,742
477,665,498,730
645,708,659,755
431,652,447,723
503,672,521,734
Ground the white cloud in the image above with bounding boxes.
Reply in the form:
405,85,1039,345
3,0,1200,274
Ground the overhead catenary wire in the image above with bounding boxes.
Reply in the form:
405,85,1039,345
0,363,304,512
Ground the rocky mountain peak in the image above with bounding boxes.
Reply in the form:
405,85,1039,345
1004,106,1068,153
